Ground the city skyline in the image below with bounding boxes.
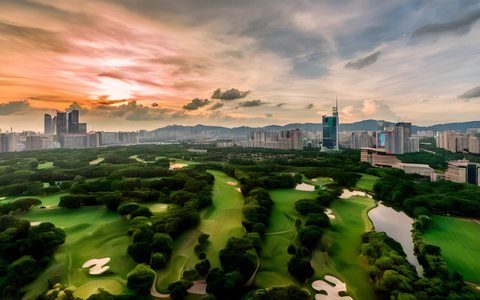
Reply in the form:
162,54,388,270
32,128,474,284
1,1,480,131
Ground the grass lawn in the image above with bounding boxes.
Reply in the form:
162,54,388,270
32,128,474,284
423,215,480,283
319,196,376,300
356,173,379,192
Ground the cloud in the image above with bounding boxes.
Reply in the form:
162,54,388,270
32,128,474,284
266,113,273,117
305,103,315,109
0,100,31,115
276,102,286,107
412,8,480,38
211,88,250,100
345,51,381,70
237,100,268,108
458,85,480,100
182,98,210,110
342,99,398,121
208,102,224,111
0,21,68,53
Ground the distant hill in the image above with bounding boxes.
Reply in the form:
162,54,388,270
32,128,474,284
150,120,480,136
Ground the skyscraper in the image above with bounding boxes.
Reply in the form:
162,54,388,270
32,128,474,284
68,109,79,133
44,114,53,134
322,99,339,150
56,111,68,146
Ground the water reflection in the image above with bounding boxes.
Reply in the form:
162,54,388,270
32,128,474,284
369,204,423,276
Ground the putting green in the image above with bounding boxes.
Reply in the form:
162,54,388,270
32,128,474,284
37,161,54,169
17,205,136,300
423,215,480,283
355,173,378,192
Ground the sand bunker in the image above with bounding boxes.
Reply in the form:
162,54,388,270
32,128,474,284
169,163,188,170
235,188,241,193
82,258,111,275
30,222,41,226
312,275,352,300
295,183,315,191
0,197,6,200
340,190,367,199
325,208,336,220
226,181,237,186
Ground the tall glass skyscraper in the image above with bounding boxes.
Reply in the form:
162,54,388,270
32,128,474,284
322,100,339,150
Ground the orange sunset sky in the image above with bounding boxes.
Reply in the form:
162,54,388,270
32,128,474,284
1,0,480,131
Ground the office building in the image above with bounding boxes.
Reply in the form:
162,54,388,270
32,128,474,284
56,112,68,146
322,100,339,150
445,159,480,186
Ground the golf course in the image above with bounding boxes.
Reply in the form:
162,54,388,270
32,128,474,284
15,195,136,299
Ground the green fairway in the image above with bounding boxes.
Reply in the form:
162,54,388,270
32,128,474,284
356,173,379,192
423,215,480,283
17,205,136,300
155,170,245,290
254,189,317,288
325,196,376,300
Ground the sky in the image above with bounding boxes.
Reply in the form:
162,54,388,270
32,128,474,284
1,0,480,132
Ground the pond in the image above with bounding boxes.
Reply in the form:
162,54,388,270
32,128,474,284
368,203,423,276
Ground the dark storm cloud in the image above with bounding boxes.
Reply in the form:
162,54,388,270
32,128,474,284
458,86,480,100
345,51,381,70
208,102,224,111
0,22,68,53
305,103,315,109
276,103,286,107
0,100,31,115
237,100,268,108
412,8,480,38
211,88,250,100
182,98,211,110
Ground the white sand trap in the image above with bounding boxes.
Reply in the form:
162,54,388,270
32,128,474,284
340,189,367,199
295,183,315,191
30,222,41,226
82,258,111,275
235,188,241,193
325,208,336,220
188,280,207,295
312,276,352,300
169,163,188,170
226,181,237,186
0,197,6,200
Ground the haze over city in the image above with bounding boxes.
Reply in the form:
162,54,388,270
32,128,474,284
1,0,480,131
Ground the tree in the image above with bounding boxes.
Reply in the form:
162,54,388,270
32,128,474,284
119,204,140,217
287,256,314,282
151,252,166,269
126,264,156,295
127,242,152,263
98,193,124,211
150,233,174,257
297,225,323,249
12,197,42,212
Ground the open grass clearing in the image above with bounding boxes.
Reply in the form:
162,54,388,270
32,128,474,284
423,215,480,283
